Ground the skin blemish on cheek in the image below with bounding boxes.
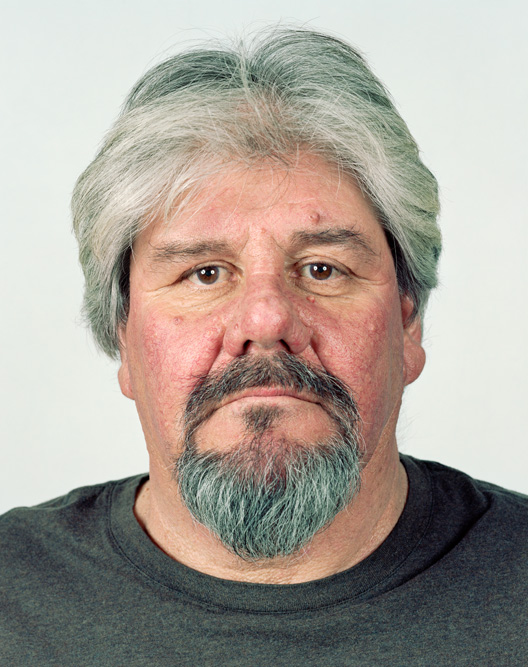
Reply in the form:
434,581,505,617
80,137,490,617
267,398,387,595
200,315,226,342
204,328,219,342
307,296,315,303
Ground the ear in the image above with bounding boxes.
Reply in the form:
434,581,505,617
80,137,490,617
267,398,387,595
401,296,426,387
117,324,135,400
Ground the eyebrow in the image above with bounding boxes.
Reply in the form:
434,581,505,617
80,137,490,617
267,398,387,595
289,228,377,260
148,240,233,264
148,227,377,266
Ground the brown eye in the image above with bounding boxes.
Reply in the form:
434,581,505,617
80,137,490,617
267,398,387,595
188,266,228,285
306,263,335,280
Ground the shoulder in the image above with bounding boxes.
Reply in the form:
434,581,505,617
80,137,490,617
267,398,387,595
404,455,528,561
416,456,528,513
1,478,119,532
0,475,145,574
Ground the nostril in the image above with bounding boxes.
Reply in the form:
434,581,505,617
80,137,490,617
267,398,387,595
242,339,291,354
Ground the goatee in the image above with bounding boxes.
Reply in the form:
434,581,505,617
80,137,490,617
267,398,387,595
173,352,362,561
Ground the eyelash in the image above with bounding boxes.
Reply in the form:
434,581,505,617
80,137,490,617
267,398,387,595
185,262,346,286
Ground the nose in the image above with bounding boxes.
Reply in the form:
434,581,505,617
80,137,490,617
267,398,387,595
223,275,313,357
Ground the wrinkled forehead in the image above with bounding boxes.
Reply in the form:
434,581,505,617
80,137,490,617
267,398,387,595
132,153,389,261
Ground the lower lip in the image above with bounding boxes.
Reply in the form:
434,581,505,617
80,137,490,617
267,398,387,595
223,395,316,407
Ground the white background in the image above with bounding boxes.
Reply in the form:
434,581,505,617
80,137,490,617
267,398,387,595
1,0,527,513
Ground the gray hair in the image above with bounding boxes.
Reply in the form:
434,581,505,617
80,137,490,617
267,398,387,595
72,27,441,358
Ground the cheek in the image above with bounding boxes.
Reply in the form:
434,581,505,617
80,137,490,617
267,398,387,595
127,307,224,434
311,302,404,436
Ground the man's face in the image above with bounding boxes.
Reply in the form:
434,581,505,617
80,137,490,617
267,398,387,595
118,154,424,496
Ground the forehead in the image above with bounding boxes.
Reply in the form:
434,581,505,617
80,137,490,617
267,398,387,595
134,154,388,256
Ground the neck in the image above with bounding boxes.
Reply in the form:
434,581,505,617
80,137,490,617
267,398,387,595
134,439,407,584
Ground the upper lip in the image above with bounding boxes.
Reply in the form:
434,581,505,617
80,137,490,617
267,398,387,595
220,388,319,408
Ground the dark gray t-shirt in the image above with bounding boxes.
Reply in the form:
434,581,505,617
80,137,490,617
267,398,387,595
1,456,527,665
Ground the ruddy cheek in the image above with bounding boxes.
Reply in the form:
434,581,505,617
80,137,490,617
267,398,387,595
312,309,399,428
130,311,224,450
138,311,224,396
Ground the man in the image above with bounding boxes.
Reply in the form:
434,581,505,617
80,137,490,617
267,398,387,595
1,27,527,665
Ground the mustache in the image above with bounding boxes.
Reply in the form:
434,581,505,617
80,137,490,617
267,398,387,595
183,351,360,436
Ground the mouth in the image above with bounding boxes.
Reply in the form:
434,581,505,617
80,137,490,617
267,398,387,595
220,388,320,410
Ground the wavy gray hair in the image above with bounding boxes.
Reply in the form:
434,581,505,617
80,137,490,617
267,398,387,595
72,27,441,358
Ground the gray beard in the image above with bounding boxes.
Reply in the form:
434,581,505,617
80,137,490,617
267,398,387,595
173,352,362,562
